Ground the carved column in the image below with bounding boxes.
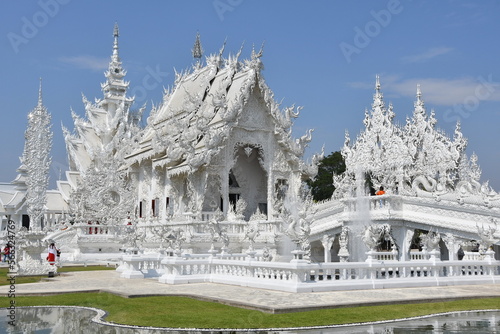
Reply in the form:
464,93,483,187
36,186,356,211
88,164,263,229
321,234,334,263
401,227,414,262
442,233,457,261
221,147,230,218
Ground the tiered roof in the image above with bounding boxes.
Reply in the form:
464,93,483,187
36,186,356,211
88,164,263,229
127,40,319,178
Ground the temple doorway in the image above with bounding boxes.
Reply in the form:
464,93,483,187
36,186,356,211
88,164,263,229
231,145,267,220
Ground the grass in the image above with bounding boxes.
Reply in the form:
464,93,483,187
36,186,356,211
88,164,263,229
0,265,115,286
1,292,498,329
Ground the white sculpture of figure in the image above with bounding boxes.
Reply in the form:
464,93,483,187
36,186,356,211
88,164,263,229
420,230,441,252
338,227,350,262
362,225,382,251
243,224,260,251
476,222,498,254
219,227,230,253
298,214,311,257
262,246,273,262
207,217,221,251
169,228,186,255
207,216,229,252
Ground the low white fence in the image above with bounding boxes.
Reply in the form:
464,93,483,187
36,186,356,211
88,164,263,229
119,253,500,292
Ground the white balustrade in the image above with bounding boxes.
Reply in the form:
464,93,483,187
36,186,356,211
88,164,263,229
120,253,500,292
343,195,403,213
463,251,484,261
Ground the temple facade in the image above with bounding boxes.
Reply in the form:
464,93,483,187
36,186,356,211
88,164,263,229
125,43,320,225
1,26,499,281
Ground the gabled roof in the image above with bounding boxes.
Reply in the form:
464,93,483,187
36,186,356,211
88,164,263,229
126,46,317,176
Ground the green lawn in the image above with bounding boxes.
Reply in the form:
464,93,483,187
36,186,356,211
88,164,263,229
1,292,499,329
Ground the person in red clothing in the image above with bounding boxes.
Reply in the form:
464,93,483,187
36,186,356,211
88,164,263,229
2,244,10,262
376,186,386,196
47,243,58,265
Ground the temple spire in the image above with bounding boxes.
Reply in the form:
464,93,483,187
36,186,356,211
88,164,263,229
372,75,384,110
37,77,43,108
192,31,203,59
112,22,120,62
101,22,131,104
375,74,381,93
416,84,423,104
413,84,425,117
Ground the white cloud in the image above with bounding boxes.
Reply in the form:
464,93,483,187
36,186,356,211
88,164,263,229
59,55,109,71
401,47,454,63
387,76,500,105
348,75,500,106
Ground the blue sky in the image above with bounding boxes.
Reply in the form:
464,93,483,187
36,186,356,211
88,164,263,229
1,0,500,190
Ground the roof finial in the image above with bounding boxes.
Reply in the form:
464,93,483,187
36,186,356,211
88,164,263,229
112,22,120,61
192,31,203,59
219,37,227,58
251,41,265,60
414,84,425,109
38,77,43,107
375,74,381,92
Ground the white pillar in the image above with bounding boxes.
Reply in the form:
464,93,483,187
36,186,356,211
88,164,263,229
321,234,334,262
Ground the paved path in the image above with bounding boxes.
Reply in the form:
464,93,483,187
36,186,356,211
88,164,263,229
2,270,500,313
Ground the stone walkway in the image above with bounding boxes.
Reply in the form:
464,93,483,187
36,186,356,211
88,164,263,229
2,270,500,313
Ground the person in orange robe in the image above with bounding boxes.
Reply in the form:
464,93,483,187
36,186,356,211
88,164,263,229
376,186,385,195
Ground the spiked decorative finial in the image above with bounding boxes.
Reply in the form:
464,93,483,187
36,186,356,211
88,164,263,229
113,22,119,38
192,31,203,59
218,37,227,58
415,84,425,109
251,41,265,60
112,22,120,61
375,75,381,91
38,77,43,107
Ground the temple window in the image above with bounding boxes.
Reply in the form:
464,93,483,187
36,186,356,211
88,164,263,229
152,199,157,217
229,170,239,188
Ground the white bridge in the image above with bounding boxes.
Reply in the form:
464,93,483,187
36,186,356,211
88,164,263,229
114,192,500,293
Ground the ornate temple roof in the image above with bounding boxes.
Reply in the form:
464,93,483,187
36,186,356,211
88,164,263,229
126,40,317,176
333,77,499,208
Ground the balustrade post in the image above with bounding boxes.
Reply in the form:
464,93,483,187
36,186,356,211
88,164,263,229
120,253,145,279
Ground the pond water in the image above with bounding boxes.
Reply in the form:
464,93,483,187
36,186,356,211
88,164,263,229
1,307,499,333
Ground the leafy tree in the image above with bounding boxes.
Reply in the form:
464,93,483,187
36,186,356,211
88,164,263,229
307,151,346,201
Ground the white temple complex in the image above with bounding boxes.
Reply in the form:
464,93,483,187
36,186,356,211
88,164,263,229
1,25,499,289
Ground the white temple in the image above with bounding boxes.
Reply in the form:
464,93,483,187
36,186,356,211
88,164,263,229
1,25,499,290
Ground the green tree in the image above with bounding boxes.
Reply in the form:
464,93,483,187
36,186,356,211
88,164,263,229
307,151,346,201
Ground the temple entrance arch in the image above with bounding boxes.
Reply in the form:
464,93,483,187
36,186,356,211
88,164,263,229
230,143,268,220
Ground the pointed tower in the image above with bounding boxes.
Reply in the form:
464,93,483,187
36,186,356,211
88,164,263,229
61,24,140,225
100,23,134,117
63,23,137,174
23,79,53,230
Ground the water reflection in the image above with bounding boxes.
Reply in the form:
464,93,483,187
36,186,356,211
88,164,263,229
1,307,499,333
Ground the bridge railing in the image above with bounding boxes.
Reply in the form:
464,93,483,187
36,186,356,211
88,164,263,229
119,253,500,292
342,195,403,213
